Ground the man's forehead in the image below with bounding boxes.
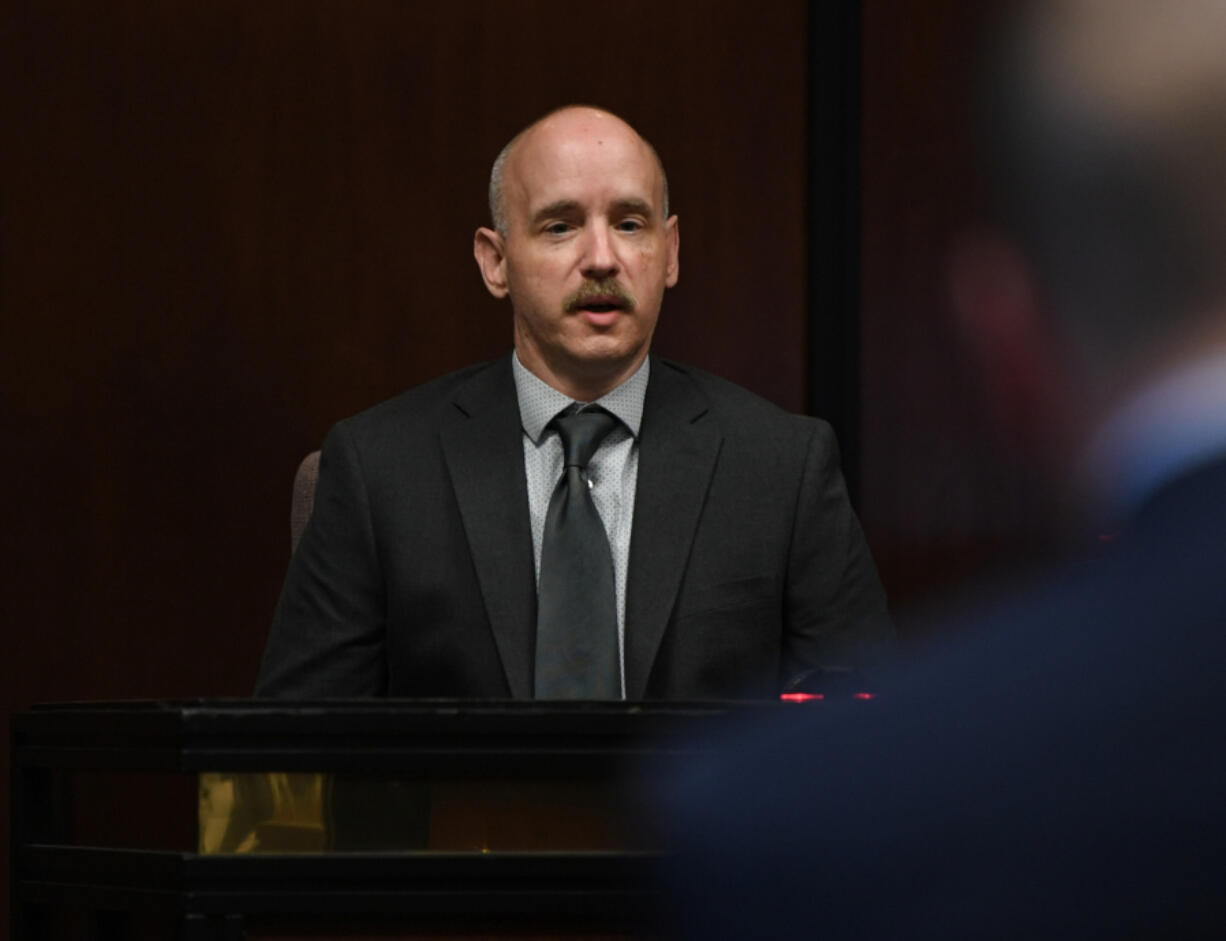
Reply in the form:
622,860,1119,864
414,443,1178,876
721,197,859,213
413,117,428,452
506,110,665,212
522,107,644,159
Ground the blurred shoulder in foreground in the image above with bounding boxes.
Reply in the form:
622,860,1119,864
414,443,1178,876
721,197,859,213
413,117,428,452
658,1,1226,935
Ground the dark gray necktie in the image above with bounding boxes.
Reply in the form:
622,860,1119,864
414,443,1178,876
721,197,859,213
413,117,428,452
534,407,621,699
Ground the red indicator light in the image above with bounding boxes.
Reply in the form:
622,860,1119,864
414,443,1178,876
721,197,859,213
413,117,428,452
853,692,875,700
780,692,824,702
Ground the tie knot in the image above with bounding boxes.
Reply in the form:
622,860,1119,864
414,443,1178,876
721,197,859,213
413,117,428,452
553,407,620,469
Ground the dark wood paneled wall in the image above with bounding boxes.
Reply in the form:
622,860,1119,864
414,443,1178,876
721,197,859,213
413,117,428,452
1,0,810,923
859,0,1065,610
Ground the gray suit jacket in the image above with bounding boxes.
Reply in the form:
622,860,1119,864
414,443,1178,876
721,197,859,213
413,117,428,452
256,355,891,699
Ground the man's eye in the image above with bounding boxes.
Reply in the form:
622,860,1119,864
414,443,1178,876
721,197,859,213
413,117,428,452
544,222,572,235
616,219,645,232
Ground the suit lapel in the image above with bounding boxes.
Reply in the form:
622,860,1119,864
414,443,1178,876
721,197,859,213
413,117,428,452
439,357,536,698
624,359,723,698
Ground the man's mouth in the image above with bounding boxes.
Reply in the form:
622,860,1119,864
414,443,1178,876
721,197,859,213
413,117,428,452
576,296,624,313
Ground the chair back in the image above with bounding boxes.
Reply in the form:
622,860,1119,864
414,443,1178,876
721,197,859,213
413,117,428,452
290,451,321,553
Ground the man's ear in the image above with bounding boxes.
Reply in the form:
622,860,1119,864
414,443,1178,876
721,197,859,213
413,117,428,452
664,214,680,287
473,227,509,298
947,228,1069,459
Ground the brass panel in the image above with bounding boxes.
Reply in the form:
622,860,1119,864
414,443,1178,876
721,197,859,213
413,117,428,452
199,771,663,854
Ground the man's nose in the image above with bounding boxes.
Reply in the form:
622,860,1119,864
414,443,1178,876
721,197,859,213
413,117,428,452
580,222,619,279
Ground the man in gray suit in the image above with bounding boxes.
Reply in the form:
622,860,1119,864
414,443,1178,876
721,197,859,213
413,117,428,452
256,106,891,699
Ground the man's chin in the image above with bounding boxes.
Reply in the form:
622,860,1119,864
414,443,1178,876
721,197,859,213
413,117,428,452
569,337,646,369
556,341,648,389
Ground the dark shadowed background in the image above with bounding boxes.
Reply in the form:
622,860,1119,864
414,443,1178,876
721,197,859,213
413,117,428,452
1,0,1062,926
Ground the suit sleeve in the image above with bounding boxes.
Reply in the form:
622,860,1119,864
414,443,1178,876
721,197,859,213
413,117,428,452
255,421,388,697
781,420,893,686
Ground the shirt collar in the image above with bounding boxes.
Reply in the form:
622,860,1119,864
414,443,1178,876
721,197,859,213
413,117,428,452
512,351,650,445
1079,349,1226,518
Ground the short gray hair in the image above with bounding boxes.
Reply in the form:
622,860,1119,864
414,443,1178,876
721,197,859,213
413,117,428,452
488,132,521,238
487,108,670,238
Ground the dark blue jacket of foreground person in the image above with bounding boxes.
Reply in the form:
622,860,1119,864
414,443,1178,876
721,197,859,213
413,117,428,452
658,458,1226,939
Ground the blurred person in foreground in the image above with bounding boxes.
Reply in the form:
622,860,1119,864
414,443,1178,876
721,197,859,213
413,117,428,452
659,2,1226,936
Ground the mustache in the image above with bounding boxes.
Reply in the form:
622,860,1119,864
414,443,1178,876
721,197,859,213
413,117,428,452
564,278,637,313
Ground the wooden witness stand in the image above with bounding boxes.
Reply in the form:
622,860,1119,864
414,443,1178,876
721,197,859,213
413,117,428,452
10,700,782,939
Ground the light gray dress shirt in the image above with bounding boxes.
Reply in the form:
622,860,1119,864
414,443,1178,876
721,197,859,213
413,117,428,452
511,352,648,697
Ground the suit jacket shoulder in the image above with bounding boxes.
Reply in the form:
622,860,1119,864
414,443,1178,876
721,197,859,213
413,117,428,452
332,359,499,447
654,358,827,425
650,359,840,474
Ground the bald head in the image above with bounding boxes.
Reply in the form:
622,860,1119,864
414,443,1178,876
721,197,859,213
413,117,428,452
488,106,669,238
